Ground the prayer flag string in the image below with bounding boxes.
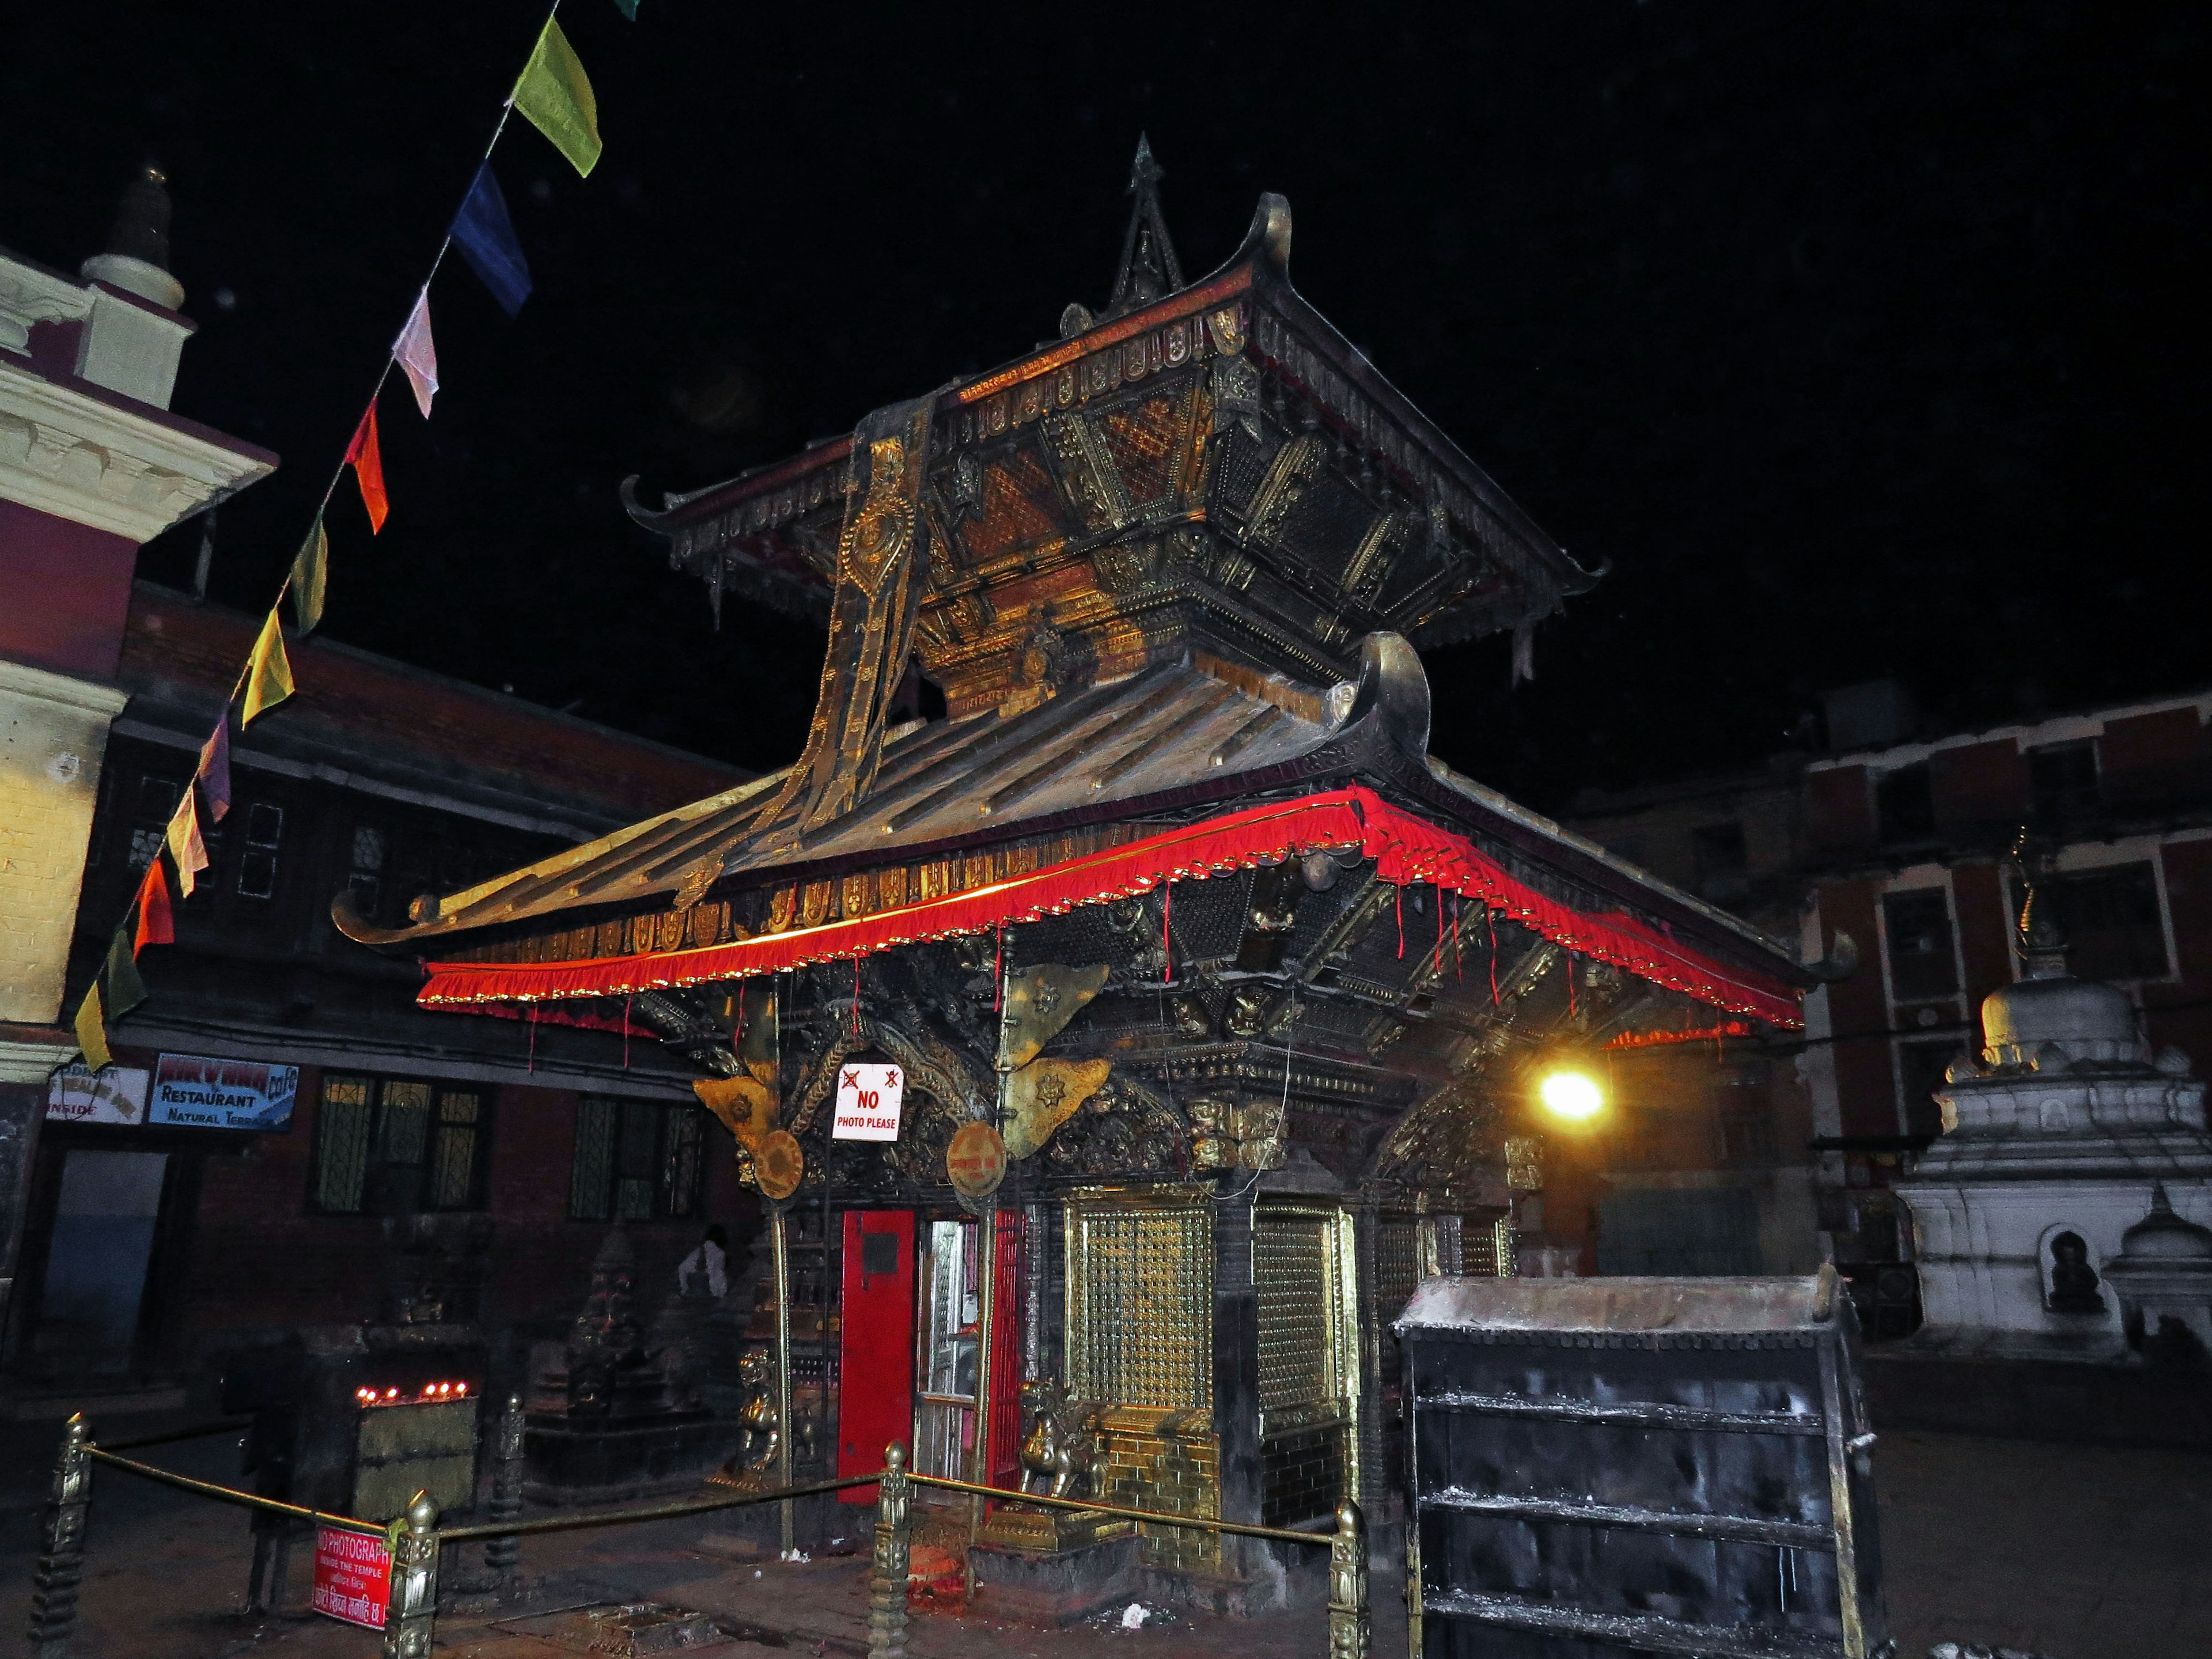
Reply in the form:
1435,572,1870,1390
69,0,622,1074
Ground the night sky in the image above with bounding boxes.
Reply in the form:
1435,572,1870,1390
7,3,2206,810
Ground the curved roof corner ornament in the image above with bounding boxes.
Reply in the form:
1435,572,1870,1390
618,473,675,531
1345,631,1430,760
1248,192,1293,271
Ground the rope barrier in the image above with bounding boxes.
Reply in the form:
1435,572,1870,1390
85,1446,385,1537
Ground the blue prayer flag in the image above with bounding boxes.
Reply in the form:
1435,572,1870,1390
450,164,532,317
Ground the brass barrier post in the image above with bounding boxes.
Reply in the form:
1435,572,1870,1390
484,1393,525,1597
1328,1499,1369,1659
770,1202,794,1557
965,1198,996,1600
381,1492,441,1659
866,1442,911,1659
28,1414,90,1657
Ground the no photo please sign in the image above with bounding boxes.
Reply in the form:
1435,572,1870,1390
831,1062,904,1141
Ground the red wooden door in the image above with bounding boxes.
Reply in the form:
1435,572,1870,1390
837,1210,915,1501
986,1216,1024,1491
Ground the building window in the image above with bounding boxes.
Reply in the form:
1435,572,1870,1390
123,774,184,872
236,802,285,900
314,1073,488,1214
349,825,387,922
569,1099,706,1221
1691,821,1750,906
1721,1118,1776,1164
1893,1040,1955,1138
1874,762,1936,845
136,774,182,821
1882,889,1959,1003
1717,1079,1776,1164
2027,741,2100,830
2047,861,2169,981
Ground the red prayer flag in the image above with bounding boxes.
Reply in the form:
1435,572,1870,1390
345,400,389,532
132,858,175,956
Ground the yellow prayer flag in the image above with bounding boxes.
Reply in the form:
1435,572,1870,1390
165,787,210,899
291,517,327,633
243,607,295,725
73,984,112,1073
513,17,603,177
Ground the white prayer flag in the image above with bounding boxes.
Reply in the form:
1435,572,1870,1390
395,290,439,419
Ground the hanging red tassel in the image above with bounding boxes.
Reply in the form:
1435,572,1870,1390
1568,952,1577,1019
1434,887,1445,975
853,955,862,1037
1452,893,1464,982
1162,881,1173,985
1396,885,1404,959
624,992,632,1069
994,924,1004,1009
1488,911,1499,1005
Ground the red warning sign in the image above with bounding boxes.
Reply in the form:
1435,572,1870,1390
310,1525,392,1628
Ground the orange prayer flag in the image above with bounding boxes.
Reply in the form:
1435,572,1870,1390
345,400,389,532
132,857,175,955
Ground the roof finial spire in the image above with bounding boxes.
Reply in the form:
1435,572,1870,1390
81,162,184,310
2010,825,2070,980
1109,132,1184,316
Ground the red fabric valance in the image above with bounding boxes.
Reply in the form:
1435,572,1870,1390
415,786,1802,1027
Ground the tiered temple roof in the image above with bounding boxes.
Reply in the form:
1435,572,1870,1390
339,147,1806,1196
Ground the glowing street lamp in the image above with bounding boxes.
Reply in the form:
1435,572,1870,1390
1535,1066,1605,1123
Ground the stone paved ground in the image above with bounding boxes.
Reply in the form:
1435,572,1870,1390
0,1418,2206,1658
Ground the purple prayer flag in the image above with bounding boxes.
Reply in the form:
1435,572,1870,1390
450,164,532,317
197,713,231,821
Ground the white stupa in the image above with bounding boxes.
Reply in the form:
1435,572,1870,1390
1896,862,2212,1360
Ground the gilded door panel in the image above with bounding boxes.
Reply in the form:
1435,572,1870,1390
1253,1204,1359,1528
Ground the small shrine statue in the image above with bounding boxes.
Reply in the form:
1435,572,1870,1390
736,1348,780,1476
2047,1232,2107,1314
1017,1376,1103,1503
566,1229,647,1417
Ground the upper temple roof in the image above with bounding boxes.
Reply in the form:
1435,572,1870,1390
623,162,1601,719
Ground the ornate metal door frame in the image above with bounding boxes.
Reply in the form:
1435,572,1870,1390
1252,1198,1363,1524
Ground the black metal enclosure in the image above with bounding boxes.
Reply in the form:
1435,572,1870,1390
1397,1271,1888,1659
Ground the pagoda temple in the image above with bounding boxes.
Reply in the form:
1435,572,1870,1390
338,143,1810,1612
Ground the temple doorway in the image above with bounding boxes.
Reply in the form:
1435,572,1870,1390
835,1210,914,1498
915,1218,981,1480
1252,1202,1360,1528
32,1148,171,1371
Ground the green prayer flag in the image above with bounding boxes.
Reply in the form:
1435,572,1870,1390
243,607,296,725
513,17,603,178
73,984,111,1073
105,926,147,1022
291,517,327,633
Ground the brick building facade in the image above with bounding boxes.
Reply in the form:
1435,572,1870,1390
1,179,275,1326
6,582,757,1406
1568,685,2212,1334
